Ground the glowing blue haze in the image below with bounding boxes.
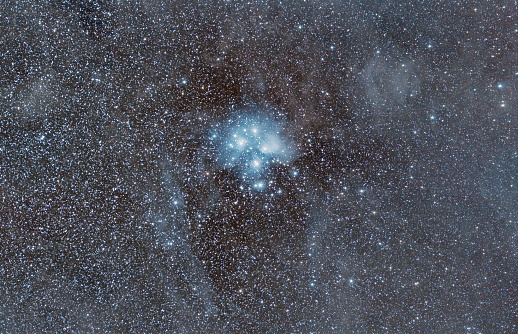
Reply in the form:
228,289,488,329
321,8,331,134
212,113,295,188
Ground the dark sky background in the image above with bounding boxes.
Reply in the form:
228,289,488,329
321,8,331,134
1,0,516,333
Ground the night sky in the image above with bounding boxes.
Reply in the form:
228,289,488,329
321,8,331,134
1,1,516,333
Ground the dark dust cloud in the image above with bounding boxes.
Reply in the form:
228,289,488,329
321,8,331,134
1,1,516,333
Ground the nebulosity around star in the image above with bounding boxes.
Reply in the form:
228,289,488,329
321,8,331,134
211,111,295,189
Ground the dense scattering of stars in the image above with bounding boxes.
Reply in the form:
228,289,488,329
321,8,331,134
1,1,516,333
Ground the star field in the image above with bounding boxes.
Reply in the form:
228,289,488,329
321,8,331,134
0,1,516,333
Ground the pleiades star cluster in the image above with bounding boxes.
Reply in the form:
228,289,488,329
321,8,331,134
1,1,516,333
211,111,296,190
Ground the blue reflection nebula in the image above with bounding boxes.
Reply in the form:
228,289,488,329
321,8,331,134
211,112,295,188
